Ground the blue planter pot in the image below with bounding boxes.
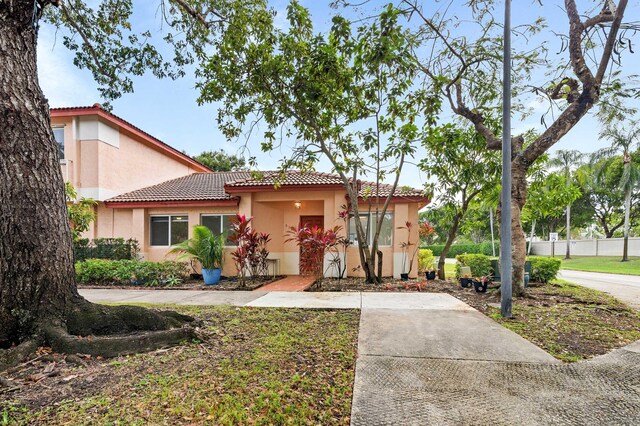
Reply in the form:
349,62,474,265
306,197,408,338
202,268,222,285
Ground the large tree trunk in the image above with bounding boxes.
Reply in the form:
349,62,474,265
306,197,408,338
0,3,78,345
0,3,193,365
510,162,528,297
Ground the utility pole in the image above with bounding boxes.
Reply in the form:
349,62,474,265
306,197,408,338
500,0,513,318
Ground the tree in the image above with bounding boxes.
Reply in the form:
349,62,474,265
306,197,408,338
394,0,633,295
592,120,640,261
65,182,98,241
199,2,439,283
194,149,247,171
577,157,640,238
420,124,500,279
550,150,584,259
0,0,262,368
523,171,581,256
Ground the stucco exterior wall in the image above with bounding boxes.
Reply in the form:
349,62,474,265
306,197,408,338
90,191,422,279
53,114,202,202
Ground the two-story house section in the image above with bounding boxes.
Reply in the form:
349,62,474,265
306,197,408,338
51,104,211,239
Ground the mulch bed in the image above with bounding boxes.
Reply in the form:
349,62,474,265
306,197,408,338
78,275,285,291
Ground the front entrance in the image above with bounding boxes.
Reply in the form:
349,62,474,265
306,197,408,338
299,215,324,274
299,215,324,229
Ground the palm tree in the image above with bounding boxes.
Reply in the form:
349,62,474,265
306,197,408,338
550,150,584,259
592,121,640,261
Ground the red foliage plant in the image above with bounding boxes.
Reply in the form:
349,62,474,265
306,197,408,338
285,224,342,278
228,214,271,286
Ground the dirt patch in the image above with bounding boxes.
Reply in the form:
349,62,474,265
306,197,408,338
1,306,359,425
78,275,285,291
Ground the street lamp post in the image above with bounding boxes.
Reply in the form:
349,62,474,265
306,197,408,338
500,0,513,318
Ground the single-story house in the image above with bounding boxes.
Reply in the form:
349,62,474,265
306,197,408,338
52,105,429,278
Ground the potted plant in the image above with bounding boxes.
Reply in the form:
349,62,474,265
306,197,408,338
472,276,490,293
418,249,437,280
459,266,472,288
398,221,419,281
169,225,225,285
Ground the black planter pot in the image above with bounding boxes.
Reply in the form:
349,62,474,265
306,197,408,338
460,277,471,288
473,280,488,293
426,271,436,280
400,273,409,281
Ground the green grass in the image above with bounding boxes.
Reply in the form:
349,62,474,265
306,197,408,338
489,279,640,362
444,262,455,279
2,306,359,425
558,256,640,275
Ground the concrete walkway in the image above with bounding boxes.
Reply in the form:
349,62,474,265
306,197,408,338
559,269,640,310
79,289,640,424
257,275,316,292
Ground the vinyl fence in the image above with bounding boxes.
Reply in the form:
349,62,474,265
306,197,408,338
529,237,640,257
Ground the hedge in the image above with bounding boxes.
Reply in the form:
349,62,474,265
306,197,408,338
76,259,188,287
422,242,499,258
74,238,140,262
528,256,562,283
455,254,493,279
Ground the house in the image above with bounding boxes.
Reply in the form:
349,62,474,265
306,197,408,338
52,105,429,278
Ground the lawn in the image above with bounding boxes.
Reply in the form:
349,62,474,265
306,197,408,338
488,280,640,362
0,305,359,425
558,256,640,275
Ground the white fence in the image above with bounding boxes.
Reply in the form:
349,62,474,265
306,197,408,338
530,237,640,257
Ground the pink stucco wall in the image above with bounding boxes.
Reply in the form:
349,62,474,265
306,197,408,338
52,114,203,201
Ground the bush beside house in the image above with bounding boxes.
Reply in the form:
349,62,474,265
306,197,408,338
76,259,188,287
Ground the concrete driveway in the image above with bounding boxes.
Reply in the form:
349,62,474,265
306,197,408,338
559,270,640,310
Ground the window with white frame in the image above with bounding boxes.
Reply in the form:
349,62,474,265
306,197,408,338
52,127,64,159
348,212,393,246
201,214,235,245
150,215,188,246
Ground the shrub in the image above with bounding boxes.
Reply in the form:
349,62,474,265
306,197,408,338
455,254,492,279
76,259,188,287
228,215,271,286
528,256,562,283
422,242,499,258
74,238,140,262
285,224,344,278
417,249,436,272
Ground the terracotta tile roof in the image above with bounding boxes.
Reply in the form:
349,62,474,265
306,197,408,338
105,171,426,203
225,170,344,187
107,172,251,202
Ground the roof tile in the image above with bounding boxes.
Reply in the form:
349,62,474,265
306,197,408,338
106,171,425,203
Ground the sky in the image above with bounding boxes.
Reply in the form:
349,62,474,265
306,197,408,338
37,0,640,191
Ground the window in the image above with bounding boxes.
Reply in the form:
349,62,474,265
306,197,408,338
52,127,64,159
201,214,235,245
150,215,188,246
348,212,393,246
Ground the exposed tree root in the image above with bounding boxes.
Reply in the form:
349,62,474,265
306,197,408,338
64,299,195,336
0,340,39,371
42,300,198,357
43,325,196,358
1,300,197,371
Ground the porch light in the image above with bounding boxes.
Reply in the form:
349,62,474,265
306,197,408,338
294,201,302,209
